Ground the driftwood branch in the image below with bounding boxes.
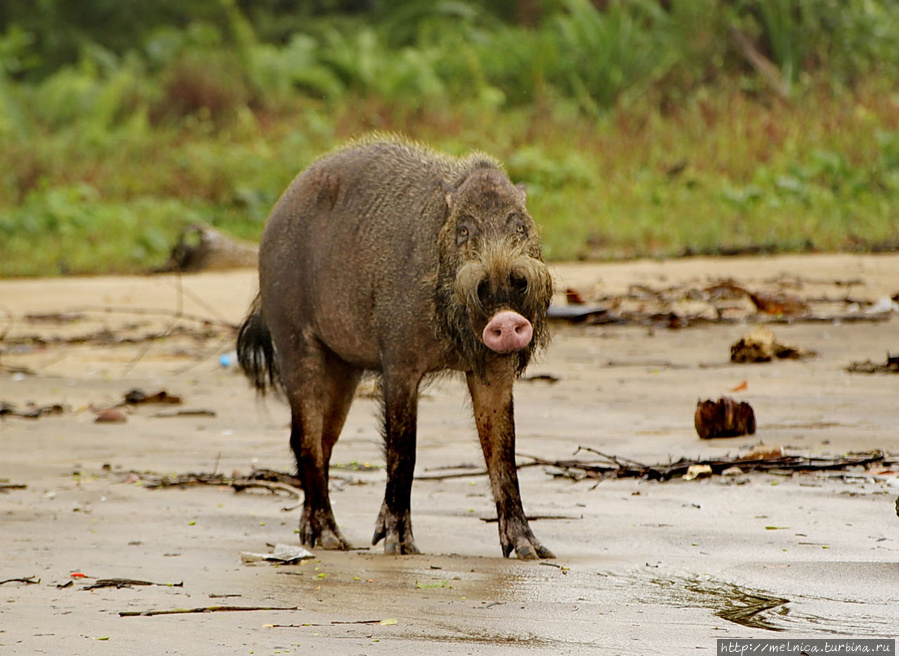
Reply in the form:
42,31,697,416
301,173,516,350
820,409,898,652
122,272,187,376
479,514,580,523
121,448,898,505
553,275,892,330
66,304,238,330
120,605,300,617
267,619,386,628
231,479,303,512
0,576,40,586
158,223,258,273
417,449,898,484
83,578,183,590
3,324,225,349
414,462,543,481
532,449,893,483
124,467,305,511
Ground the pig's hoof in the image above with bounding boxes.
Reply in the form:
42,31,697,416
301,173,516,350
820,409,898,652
320,530,351,550
501,529,555,559
301,527,350,550
384,540,421,555
373,529,420,555
299,508,350,550
514,544,555,560
372,504,419,555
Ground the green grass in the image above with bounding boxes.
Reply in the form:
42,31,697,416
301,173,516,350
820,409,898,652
1,81,898,276
1,0,898,276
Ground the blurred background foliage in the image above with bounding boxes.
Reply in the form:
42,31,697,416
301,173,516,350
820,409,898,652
1,0,898,275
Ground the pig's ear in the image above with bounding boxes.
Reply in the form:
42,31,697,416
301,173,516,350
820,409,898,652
516,182,527,200
441,181,456,210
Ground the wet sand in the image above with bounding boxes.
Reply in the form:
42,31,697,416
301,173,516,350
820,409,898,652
1,254,898,654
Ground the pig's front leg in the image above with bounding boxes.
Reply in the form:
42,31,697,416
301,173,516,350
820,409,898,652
371,372,421,555
466,368,554,560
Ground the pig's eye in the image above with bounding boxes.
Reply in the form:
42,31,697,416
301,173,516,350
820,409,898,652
456,224,471,246
507,213,528,238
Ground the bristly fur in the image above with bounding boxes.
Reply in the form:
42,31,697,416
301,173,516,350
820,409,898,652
434,237,553,379
237,136,556,558
333,132,502,191
236,293,282,395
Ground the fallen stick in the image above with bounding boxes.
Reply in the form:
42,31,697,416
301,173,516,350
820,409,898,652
414,468,488,480
414,461,543,481
152,409,217,418
480,514,580,523
231,480,301,499
131,468,305,488
0,364,36,376
0,576,40,586
66,304,238,330
84,578,184,590
569,447,650,470
135,471,233,488
120,605,301,617
231,479,303,512
267,620,384,627
3,324,223,348
539,449,895,483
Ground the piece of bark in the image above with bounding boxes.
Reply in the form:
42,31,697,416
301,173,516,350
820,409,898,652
846,354,899,374
695,397,756,439
730,325,814,363
123,389,182,405
744,290,809,317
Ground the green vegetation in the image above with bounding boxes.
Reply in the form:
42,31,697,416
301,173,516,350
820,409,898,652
1,0,898,276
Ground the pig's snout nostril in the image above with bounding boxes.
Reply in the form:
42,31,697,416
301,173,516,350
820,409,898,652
482,310,534,354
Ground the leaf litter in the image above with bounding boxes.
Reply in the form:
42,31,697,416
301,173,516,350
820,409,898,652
552,275,896,327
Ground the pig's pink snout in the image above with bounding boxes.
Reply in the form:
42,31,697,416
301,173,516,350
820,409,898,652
482,311,534,353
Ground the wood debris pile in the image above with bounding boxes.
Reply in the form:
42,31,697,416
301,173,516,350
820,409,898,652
552,275,897,328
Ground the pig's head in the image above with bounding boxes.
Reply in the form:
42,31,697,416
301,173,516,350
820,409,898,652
434,165,553,378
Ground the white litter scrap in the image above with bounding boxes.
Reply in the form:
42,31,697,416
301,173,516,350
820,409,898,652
240,543,314,564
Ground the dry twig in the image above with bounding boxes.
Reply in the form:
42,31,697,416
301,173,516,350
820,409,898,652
84,578,183,590
120,605,300,617
0,576,40,586
267,620,385,628
529,449,894,483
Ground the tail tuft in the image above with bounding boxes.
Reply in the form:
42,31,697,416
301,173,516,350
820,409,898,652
236,294,281,394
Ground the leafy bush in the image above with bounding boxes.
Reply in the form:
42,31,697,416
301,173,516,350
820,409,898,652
1,0,899,275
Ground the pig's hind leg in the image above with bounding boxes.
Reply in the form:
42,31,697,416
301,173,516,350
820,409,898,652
283,344,361,550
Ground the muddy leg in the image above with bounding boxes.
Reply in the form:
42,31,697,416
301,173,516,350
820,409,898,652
285,347,360,550
320,354,363,486
372,373,421,555
466,368,554,560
